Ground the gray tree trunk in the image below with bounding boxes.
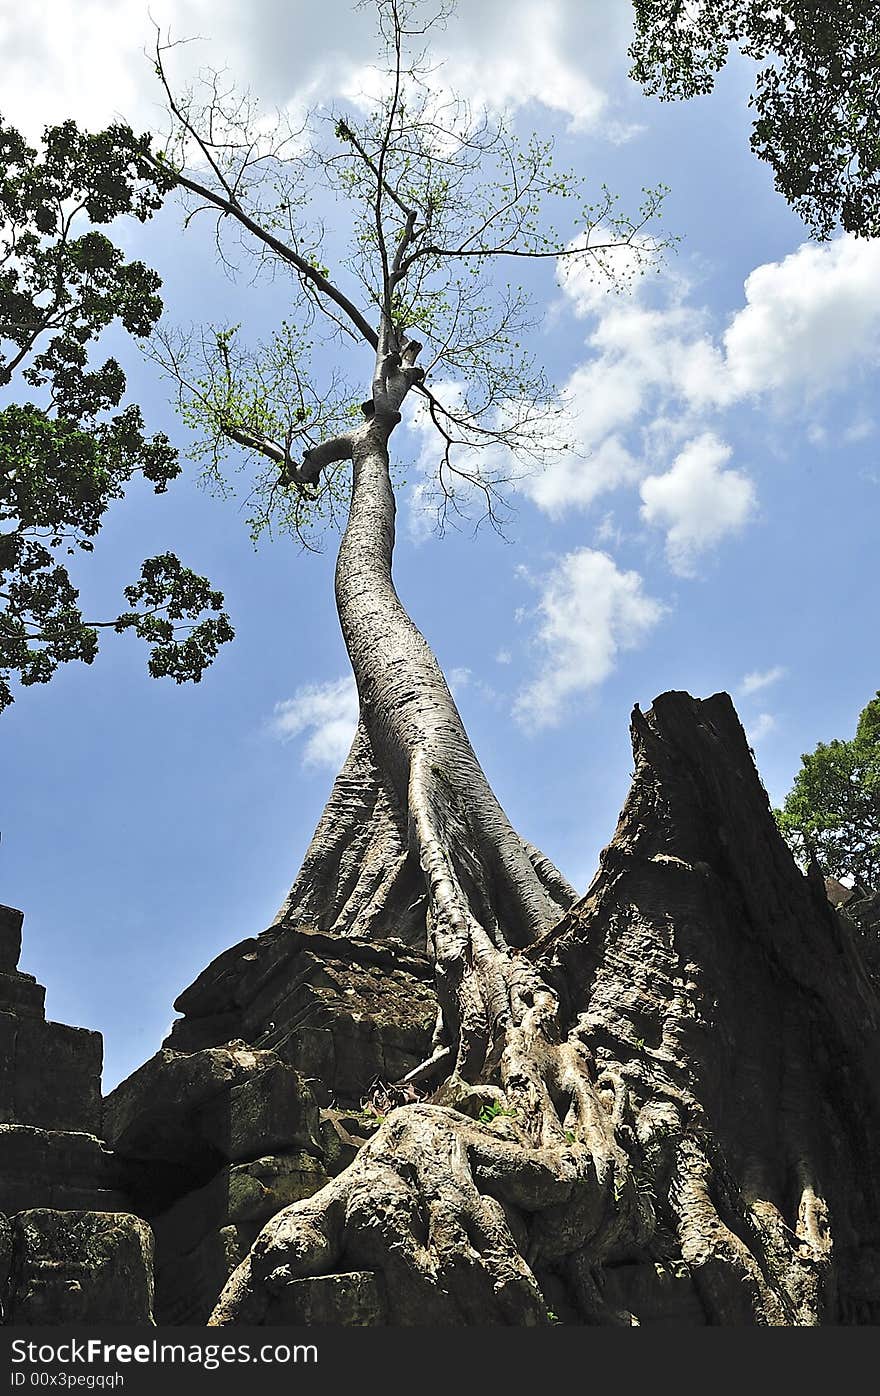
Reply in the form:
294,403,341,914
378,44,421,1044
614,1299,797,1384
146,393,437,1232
206,402,880,1325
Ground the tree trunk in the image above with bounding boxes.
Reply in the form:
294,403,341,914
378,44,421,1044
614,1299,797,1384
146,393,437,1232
274,412,575,1089
205,408,880,1325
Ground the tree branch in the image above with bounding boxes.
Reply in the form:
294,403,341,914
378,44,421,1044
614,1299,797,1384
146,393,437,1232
143,156,379,350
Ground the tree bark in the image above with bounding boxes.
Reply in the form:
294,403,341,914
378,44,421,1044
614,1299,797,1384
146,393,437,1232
207,454,880,1322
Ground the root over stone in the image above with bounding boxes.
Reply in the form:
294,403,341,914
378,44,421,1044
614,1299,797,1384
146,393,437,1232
208,691,880,1325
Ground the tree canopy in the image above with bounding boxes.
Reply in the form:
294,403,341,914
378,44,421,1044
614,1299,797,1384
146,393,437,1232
145,0,671,547
0,117,233,712
629,0,880,240
776,692,880,890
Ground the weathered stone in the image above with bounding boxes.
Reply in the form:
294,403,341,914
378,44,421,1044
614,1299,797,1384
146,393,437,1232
0,909,110,1228
104,1044,321,1168
207,1064,321,1163
0,1014,15,1126
174,938,260,1017
0,906,23,973
0,970,45,1017
167,928,436,1104
0,1124,127,1216
12,1017,102,1134
146,1170,230,1254
227,1152,328,1223
163,1011,240,1055
6,1209,154,1324
0,1006,102,1135
263,1271,386,1325
153,1223,230,1326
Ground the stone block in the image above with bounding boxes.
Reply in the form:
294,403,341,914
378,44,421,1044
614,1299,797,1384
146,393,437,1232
153,1224,232,1326
0,971,45,1018
0,1014,16,1124
0,906,23,973
167,929,437,1106
227,1152,328,1223
105,1045,321,1169
0,1124,126,1216
149,1170,231,1255
7,1209,154,1324
13,1018,102,1134
202,1062,321,1163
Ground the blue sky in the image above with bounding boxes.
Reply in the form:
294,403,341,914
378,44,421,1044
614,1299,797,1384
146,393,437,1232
2,0,878,1090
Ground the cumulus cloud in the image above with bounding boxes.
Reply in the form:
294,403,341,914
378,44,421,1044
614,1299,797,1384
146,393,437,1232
719,237,880,401
524,233,880,554
555,228,663,318
639,433,756,576
514,548,665,728
271,675,358,769
0,0,636,140
740,665,786,696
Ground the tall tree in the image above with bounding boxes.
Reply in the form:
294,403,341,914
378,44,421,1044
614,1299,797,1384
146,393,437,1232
0,118,233,711
144,0,669,1091
776,692,880,891
629,0,880,239
100,0,880,1325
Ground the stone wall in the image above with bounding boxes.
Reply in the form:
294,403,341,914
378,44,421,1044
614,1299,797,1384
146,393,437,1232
0,905,154,1323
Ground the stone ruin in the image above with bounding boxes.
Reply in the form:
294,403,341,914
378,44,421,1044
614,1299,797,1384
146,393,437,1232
1,905,436,1324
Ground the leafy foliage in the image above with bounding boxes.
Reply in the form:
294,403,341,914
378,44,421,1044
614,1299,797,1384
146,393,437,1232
629,0,880,239
146,0,672,543
775,692,880,890
0,117,233,710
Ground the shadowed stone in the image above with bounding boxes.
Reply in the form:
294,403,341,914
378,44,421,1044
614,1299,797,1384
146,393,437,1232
0,906,23,974
103,1044,322,1168
5,1210,154,1324
263,1271,387,1325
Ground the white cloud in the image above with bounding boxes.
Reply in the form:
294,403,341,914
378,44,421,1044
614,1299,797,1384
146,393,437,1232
271,675,358,769
514,548,665,729
746,712,777,745
844,416,875,444
523,430,641,516
719,237,880,401
556,228,662,318
639,433,756,576
390,0,624,134
495,650,512,665
740,665,786,696
528,234,880,552
0,0,636,141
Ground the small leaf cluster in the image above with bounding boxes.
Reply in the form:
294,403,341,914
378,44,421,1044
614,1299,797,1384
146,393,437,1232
478,1100,518,1124
115,553,234,684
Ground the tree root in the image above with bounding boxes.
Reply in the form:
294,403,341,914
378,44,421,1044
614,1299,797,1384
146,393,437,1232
210,1096,644,1326
208,692,880,1326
